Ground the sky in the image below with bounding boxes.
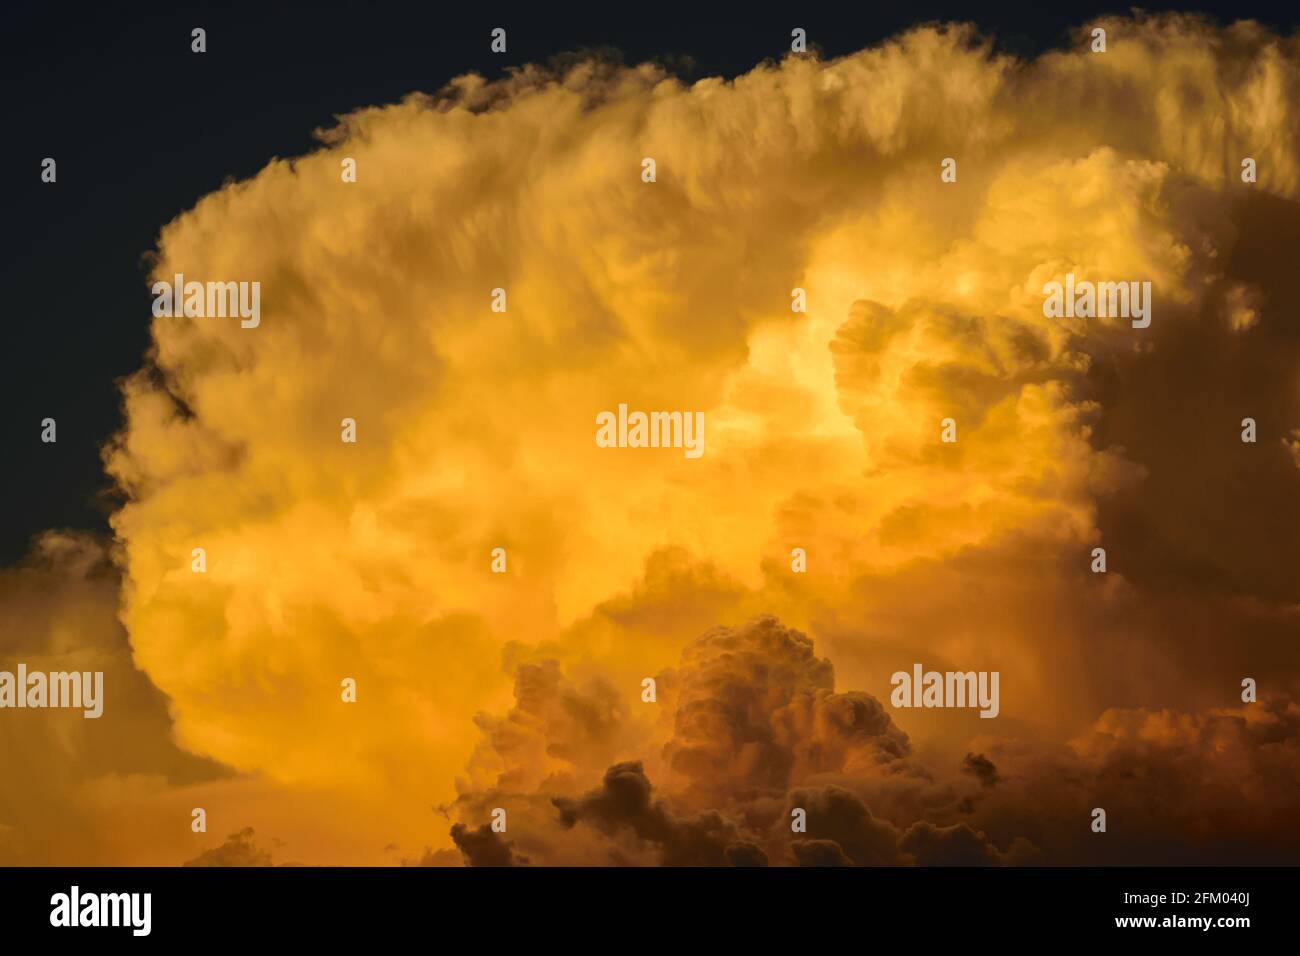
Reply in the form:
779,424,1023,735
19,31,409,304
2,4,1299,866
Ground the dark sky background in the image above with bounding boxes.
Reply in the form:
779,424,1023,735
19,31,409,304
2,1,1297,565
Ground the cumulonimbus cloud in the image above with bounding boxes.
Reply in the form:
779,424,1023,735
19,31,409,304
2,13,1298,864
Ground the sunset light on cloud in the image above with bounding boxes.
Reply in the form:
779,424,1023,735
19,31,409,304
3,11,1299,874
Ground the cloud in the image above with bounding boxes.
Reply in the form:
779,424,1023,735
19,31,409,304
462,659,632,795
899,821,1005,866
554,761,757,866
4,12,1300,863
446,616,1023,865
962,753,999,788
449,822,528,867
402,846,463,867
183,827,279,867
0,533,227,865
660,617,914,808
789,840,854,866
786,785,908,865
448,614,1299,865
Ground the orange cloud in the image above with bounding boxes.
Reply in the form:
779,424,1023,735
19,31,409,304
2,13,1298,864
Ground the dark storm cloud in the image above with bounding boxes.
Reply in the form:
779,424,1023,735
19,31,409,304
554,761,752,866
962,753,1000,788
450,822,529,867
183,827,277,867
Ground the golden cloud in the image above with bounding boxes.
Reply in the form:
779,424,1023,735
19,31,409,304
2,13,1298,864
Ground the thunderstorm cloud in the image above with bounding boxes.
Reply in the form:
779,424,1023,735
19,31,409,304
3,13,1299,864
